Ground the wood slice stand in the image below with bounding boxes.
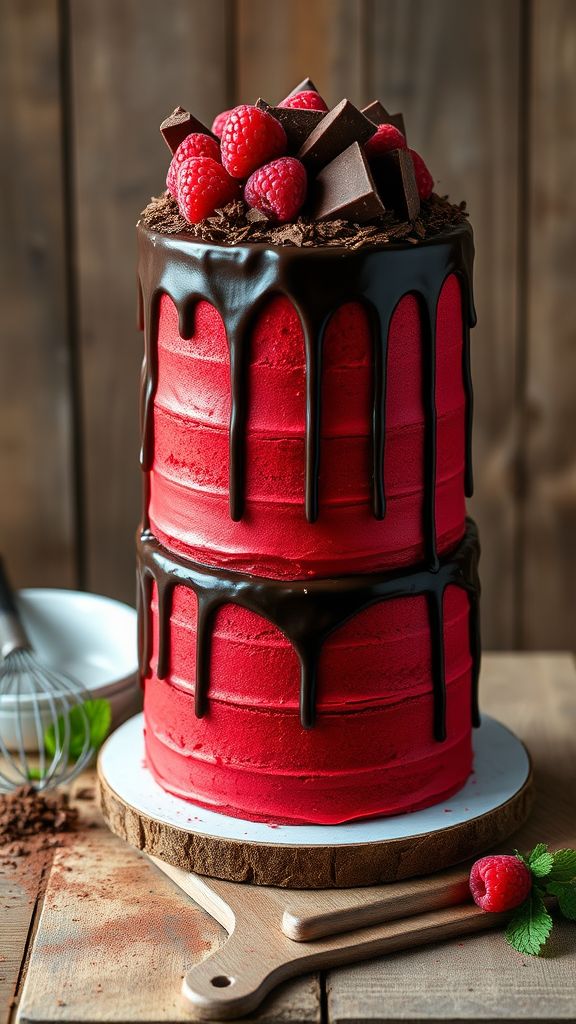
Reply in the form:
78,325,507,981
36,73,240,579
98,714,533,888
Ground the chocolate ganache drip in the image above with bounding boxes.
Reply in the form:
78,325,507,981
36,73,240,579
137,223,476,569
137,519,481,736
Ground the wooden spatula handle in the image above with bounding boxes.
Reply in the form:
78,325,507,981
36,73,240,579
182,902,508,1020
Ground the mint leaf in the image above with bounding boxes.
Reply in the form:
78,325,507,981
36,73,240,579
527,842,549,861
44,699,112,762
548,849,576,883
515,849,530,868
546,881,576,920
527,843,554,878
529,853,555,878
505,891,553,956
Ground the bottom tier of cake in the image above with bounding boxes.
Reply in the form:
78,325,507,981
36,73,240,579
138,522,481,825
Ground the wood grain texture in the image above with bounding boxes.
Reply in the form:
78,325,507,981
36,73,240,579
522,0,576,647
364,0,522,649
0,0,76,588
16,831,321,1024
326,652,576,1022
236,0,365,107
0,872,38,1024
69,0,231,603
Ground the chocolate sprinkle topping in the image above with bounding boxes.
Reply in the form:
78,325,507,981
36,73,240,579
139,191,468,250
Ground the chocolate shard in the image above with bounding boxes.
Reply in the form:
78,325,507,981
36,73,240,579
361,100,407,141
257,99,324,151
160,106,216,153
297,99,377,175
312,142,386,223
286,76,319,97
361,100,391,124
371,148,420,221
388,112,407,138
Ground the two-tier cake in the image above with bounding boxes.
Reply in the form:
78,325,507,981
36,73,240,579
136,79,480,825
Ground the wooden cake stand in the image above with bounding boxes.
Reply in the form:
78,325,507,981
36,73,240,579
98,714,533,888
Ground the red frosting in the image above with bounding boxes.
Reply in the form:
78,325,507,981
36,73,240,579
145,584,473,823
149,275,466,577
142,269,474,824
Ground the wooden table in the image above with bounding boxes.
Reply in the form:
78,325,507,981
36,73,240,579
2,654,576,1024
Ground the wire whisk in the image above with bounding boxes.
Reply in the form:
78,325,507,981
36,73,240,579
0,559,95,792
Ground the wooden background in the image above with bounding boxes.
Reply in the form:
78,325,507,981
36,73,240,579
1,0,575,651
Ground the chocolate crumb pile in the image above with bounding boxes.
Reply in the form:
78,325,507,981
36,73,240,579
140,191,468,250
0,785,78,858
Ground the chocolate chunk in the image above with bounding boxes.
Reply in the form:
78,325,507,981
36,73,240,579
388,112,407,138
371,148,420,221
286,77,319,97
258,100,324,150
297,99,377,174
361,100,391,124
160,106,215,153
312,142,386,222
362,101,407,140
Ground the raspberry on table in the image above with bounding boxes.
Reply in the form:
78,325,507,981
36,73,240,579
365,122,407,159
469,855,533,913
410,148,434,200
220,104,287,179
177,156,239,224
244,157,307,223
166,133,221,198
211,108,234,138
278,90,329,112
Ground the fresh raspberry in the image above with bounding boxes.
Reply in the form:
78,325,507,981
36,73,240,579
410,148,434,200
244,157,307,223
365,122,407,159
177,156,239,224
166,133,221,198
220,104,287,179
211,108,234,138
278,90,329,112
469,855,532,913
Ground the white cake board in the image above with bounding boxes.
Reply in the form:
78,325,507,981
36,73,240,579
98,713,533,888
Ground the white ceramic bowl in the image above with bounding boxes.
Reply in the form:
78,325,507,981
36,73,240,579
0,589,140,752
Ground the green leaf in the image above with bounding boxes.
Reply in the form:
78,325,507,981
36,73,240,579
528,842,549,861
514,849,530,868
527,844,554,878
505,891,553,956
44,699,112,763
548,849,576,883
546,881,576,920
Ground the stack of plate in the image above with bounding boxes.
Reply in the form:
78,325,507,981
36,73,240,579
0,589,139,751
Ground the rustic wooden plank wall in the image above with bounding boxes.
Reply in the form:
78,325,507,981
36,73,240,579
0,0,574,651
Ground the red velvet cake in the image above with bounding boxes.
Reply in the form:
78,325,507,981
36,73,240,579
136,83,480,825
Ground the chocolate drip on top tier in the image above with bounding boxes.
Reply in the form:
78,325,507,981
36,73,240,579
137,223,476,569
137,518,481,735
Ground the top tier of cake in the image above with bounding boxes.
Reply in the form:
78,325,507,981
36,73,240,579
138,219,475,580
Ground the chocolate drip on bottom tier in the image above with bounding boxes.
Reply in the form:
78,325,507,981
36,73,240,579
137,223,476,571
137,519,481,736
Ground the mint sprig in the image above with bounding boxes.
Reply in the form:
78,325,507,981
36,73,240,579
506,843,576,956
546,882,576,920
505,890,553,956
28,698,112,781
526,843,555,878
45,698,112,760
